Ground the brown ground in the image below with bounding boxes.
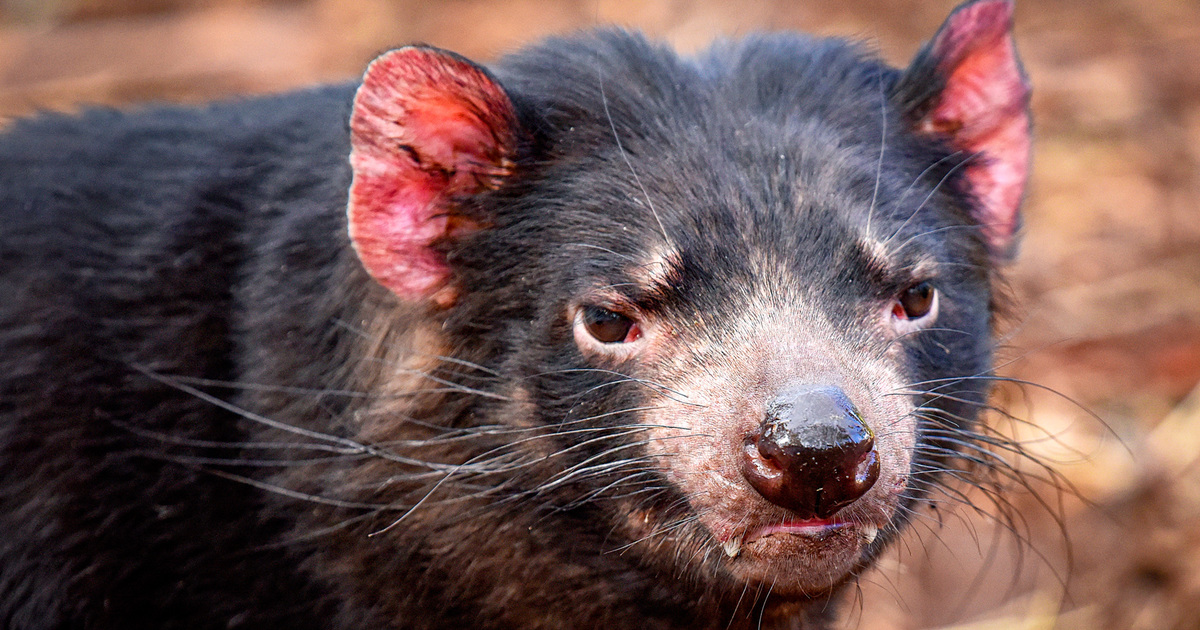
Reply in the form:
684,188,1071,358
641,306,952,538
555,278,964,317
2,0,1198,628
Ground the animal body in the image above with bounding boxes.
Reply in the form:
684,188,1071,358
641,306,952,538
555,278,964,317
0,1,1031,628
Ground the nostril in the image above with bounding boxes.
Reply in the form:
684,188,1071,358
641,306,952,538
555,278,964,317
742,437,782,479
741,386,881,520
854,450,879,485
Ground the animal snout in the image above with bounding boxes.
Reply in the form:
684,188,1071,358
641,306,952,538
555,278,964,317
740,385,880,520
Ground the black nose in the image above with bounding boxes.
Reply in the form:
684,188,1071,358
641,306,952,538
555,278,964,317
741,386,880,520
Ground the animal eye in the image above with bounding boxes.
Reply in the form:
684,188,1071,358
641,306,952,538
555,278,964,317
894,282,935,320
581,306,640,343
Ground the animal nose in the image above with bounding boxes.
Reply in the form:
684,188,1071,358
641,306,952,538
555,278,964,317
741,386,880,520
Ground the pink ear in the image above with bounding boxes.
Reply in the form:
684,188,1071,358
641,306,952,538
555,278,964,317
348,46,519,306
901,0,1031,257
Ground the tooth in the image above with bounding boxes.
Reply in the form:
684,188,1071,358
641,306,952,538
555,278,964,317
722,537,742,558
861,525,878,544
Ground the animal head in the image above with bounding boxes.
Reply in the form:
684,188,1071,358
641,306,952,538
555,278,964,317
344,0,1029,600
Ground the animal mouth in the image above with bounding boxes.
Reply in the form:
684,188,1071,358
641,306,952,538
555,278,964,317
722,517,881,557
750,519,855,542
708,514,887,596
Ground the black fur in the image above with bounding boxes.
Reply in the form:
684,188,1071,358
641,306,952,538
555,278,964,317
1,28,1004,630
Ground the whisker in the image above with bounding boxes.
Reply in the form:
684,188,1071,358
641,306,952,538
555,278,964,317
130,363,493,473
865,66,887,240
193,464,385,510
883,150,976,250
113,420,360,454
598,67,669,242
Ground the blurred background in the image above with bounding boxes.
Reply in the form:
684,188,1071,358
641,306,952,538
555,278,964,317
1,0,1197,628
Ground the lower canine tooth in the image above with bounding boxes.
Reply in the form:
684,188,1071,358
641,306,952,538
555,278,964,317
861,525,879,544
722,537,742,558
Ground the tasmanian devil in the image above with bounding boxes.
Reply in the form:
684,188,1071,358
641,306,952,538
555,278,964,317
0,0,1032,628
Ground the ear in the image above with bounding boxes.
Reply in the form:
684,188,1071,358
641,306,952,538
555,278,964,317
348,46,520,307
892,0,1031,258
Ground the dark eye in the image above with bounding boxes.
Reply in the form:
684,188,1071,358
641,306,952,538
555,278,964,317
581,306,640,343
895,281,935,320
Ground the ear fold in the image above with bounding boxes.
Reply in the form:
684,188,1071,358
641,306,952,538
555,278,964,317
892,0,1031,258
348,46,520,307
